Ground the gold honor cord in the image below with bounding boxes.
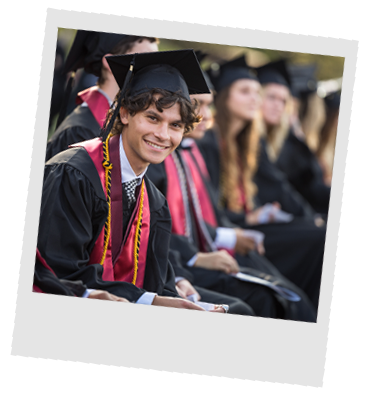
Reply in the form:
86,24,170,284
100,133,114,266
132,182,145,285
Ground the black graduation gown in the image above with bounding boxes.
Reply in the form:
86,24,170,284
147,149,317,322
197,130,325,311
276,130,331,215
46,105,101,162
37,146,179,303
255,138,317,218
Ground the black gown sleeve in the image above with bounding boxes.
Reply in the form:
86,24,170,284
276,133,331,215
46,125,97,162
37,152,146,303
34,257,87,297
254,139,316,218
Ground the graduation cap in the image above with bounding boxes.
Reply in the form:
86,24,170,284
55,30,128,129
324,90,341,110
206,54,258,94
288,63,318,99
194,50,215,92
102,49,210,140
256,59,291,88
63,30,129,77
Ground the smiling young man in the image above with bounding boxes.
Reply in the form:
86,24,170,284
36,50,228,312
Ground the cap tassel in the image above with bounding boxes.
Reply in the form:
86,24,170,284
54,71,76,130
101,56,136,142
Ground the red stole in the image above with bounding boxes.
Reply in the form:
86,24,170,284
165,146,220,253
180,146,217,228
164,154,188,236
33,248,56,293
71,136,150,288
76,87,110,128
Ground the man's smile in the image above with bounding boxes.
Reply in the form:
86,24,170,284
144,139,169,150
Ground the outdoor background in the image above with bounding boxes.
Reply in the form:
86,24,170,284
50,28,344,136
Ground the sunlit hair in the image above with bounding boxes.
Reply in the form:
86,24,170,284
299,92,326,153
214,85,260,213
106,88,201,137
258,85,291,162
317,106,339,184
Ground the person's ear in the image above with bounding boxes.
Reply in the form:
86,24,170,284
101,53,113,72
120,107,129,124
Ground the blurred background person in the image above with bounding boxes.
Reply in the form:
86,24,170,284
198,55,325,310
317,90,341,185
275,63,331,217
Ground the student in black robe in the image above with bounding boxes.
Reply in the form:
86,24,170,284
275,64,331,216
46,30,159,161
197,56,325,311
147,85,317,321
37,49,228,313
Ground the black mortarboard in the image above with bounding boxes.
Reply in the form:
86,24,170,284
106,49,210,101
101,49,210,140
324,90,341,110
206,54,258,93
288,63,317,99
256,59,291,88
55,30,128,129
194,50,214,92
63,30,128,77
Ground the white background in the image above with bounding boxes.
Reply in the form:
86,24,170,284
2,0,368,398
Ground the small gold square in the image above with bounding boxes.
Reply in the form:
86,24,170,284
359,17,369,26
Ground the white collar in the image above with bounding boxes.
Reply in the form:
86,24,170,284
119,134,147,184
80,86,113,107
181,137,195,148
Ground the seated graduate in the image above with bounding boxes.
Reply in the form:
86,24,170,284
37,49,227,313
270,63,331,216
196,55,326,312
46,30,159,161
147,67,317,321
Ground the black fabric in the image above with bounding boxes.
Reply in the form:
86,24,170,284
147,148,317,321
37,146,179,303
276,131,331,215
254,138,317,218
46,105,101,162
197,129,325,311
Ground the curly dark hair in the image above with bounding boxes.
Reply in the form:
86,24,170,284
106,88,201,136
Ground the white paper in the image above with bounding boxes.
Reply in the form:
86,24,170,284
257,203,294,224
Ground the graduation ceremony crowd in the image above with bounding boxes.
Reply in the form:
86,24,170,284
34,30,341,322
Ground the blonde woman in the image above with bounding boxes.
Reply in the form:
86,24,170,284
198,56,326,311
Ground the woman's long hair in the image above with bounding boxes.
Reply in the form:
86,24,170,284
299,92,326,153
258,85,292,162
214,85,260,213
